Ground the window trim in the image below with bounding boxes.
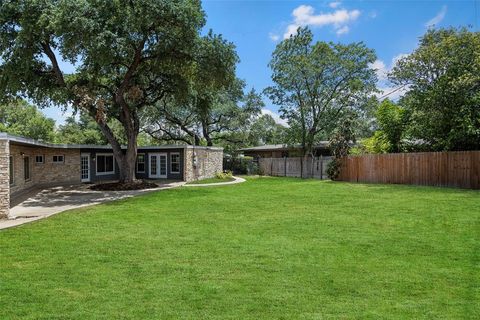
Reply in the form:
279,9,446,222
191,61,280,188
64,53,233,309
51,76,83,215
9,155,14,185
35,155,44,164
24,156,31,182
52,155,65,164
170,152,180,174
95,153,115,176
136,153,145,173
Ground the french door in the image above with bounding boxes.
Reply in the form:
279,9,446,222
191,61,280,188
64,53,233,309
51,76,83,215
149,153,167,178
81,153,90,182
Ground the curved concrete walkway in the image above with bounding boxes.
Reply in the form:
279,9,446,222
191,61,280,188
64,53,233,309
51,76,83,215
1,181,185,230
183,176,246,187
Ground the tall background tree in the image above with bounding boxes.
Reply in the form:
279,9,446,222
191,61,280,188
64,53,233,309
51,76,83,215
0,99,56,141
265,27,377,159
358,99,408,154
246,114,288,146
0,0,206,183
56,111,153,146
390,27,480,151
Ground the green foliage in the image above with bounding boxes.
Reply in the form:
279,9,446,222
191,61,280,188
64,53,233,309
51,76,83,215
327,116,356,180
375,99,407,152
56,113,106,145
56,111,154,146
326,160,341,180
390,27,480,151
223,157,260,175
215,170,233,179
247,114,288,146
265,27,377,155
0,0,208,181
356,99,407,154
143,30,251,149
0,100,56,141
358,131,391,154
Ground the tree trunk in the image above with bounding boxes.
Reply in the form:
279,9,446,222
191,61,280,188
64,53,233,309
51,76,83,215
97,118,138,184
118,131,138,183
202,121,213,146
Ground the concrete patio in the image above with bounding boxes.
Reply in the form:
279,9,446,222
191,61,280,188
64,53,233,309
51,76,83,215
1,181,185,230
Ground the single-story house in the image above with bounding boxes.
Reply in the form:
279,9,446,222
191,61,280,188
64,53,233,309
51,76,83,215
240,142,331,158
0,132,223,218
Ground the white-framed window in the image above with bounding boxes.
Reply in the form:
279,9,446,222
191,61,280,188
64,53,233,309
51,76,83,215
96,153,115,175
9,156,14,185
35,155,44,164
170,153,180,173
53,155,64,163
136,154,145,173
23,156,31,181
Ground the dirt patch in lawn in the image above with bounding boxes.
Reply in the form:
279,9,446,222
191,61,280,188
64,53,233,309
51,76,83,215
89,181,159,191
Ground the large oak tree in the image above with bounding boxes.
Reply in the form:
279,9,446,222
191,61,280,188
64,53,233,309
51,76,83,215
143,32,263,149
0,0,205,182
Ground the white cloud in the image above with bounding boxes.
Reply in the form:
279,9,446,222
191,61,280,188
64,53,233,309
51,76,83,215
372,53,410,100
283,5,361,39
369,59,388,81
269,33,280,42
261,108,288,126
329,1,341,9
336,25,349,35
425,5,447,28
391,53,409,66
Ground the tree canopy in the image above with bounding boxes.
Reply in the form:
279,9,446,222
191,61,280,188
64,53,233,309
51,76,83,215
0,100,56,141
0,0,209,182
390,27,480,151
265,27,377,156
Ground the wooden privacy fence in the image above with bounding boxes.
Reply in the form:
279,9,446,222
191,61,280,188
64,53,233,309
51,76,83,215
337,151,480,189
259,156,332,179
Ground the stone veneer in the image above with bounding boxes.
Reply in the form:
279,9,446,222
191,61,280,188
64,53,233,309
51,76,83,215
184,147,223,182
0,139,10,218
9,144,81,197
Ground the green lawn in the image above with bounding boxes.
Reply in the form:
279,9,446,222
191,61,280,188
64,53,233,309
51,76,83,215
1,177,479,319
185,176,235,185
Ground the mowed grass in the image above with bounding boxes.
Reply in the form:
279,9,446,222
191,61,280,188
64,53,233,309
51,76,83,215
1,177,479,319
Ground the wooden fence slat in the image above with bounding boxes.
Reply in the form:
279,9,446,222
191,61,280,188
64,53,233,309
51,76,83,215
337,151,480,189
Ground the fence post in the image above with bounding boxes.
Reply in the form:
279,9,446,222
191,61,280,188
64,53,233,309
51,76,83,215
284,156,287,177
320,155,323,180
299,157,302,178
310,154,315,178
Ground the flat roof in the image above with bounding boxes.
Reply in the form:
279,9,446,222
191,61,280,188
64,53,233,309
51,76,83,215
0,132,223,151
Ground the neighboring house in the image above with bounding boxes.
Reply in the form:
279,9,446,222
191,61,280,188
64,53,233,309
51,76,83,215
240,143,331,158
0,133,223,218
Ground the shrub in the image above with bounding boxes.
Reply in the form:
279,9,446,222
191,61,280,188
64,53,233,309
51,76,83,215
326,159,341,180
215,171,233,179
223,157,258,175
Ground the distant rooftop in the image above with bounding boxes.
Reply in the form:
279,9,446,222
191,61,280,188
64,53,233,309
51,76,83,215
239,142,330,152
0,132,223,151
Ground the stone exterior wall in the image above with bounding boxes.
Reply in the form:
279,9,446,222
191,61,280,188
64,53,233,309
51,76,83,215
9,144,81,197
184,147,223,182
0,139,10,218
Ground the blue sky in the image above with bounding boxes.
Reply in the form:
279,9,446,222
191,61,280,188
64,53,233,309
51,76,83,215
43,0,478,125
